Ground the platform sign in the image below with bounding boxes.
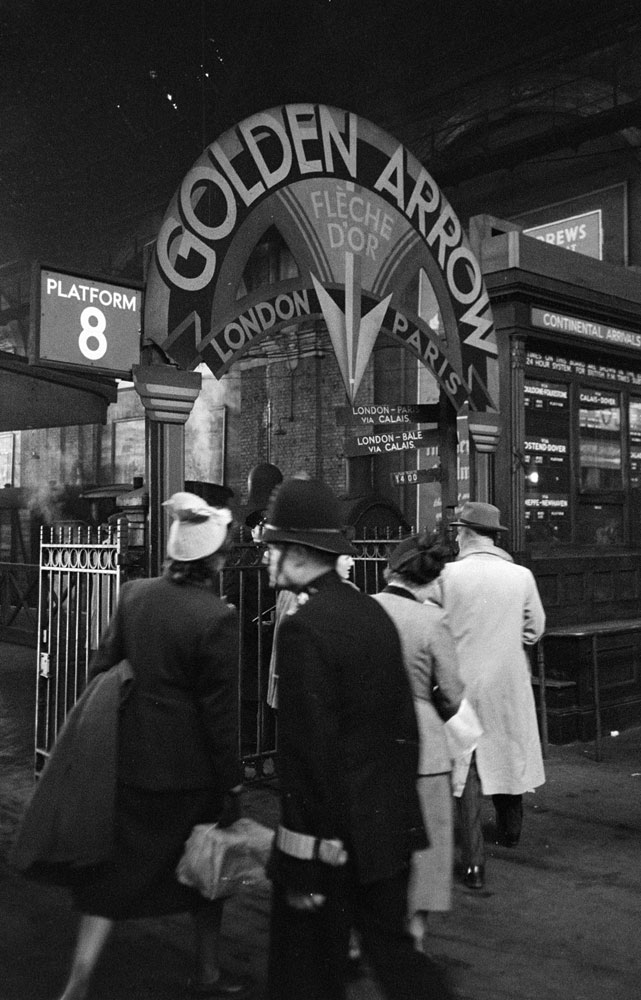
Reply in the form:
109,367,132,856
33,266,143,376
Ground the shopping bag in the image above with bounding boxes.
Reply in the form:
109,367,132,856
176,817,274,899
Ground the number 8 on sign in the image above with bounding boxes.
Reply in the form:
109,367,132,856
79,306,108,360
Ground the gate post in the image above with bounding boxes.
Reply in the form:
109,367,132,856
132,364,202,577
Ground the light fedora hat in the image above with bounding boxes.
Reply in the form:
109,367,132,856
450,501,507,532
163,492,232,561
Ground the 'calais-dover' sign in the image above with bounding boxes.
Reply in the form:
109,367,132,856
144,104,499,412
35,267,142,376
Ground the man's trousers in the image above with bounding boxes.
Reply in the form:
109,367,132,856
457,754,524,865
268,865,453,1000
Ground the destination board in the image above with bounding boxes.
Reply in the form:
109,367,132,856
343,428,429,457
336,403,440,426
524,377,571,544
390,467,442,486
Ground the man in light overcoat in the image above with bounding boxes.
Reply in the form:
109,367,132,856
439,501,546,890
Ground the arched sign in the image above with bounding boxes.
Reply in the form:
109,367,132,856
145,104,498,412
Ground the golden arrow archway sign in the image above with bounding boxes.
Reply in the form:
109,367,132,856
144,104,499,417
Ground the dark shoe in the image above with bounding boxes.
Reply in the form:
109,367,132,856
463,865,485,889
187,971,251,997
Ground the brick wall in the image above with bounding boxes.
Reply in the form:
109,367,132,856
236,329,374,504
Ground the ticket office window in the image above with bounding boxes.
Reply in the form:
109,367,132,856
524,376,633,549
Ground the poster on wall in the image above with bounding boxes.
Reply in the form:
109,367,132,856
185,403,226,485
513,182,627,265
523,210,602,260
0,433,14,486
578,388,622,490
524,379,571,544
629,398,641,488
113,419,145,483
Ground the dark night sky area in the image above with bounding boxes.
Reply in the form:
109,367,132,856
0,0,638,271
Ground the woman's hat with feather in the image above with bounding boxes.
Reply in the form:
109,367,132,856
163,492,232,562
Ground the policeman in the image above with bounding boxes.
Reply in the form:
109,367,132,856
262,478,454,1000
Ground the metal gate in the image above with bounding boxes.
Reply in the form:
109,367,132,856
219,536,400,777
221,545,278,778
35,522,125,776
33,529,398,781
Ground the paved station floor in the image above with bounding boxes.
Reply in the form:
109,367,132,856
1,641,640,1000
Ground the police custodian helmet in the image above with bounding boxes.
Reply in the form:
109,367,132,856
262,478,356,556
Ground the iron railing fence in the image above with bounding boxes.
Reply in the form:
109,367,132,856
222,535,403,776
29,531,404,781
35,522,125,776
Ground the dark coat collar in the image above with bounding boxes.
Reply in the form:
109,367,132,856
382,583,418,601
302,568,341,596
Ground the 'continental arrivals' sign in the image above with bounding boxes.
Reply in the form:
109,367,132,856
145,104,498,413
531,307,641,353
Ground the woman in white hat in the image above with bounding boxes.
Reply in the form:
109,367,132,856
54,492,248,1000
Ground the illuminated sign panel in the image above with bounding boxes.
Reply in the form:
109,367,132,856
523,210,602,260
35,267,142,376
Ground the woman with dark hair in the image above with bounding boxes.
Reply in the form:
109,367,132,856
374,532,463,955
47,492,247,1000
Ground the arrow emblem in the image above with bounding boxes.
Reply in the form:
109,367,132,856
311,253,392,405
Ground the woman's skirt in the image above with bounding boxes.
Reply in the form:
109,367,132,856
70,782,224,919
408,773,453,916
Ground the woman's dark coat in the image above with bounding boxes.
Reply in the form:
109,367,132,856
12,575,241,916
91,576,242,792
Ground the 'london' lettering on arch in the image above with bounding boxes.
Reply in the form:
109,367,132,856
144,103,498,413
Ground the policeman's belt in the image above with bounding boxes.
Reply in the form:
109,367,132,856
276,825,348,866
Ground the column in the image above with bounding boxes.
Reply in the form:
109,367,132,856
468,410,502,503
133,364,202,577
